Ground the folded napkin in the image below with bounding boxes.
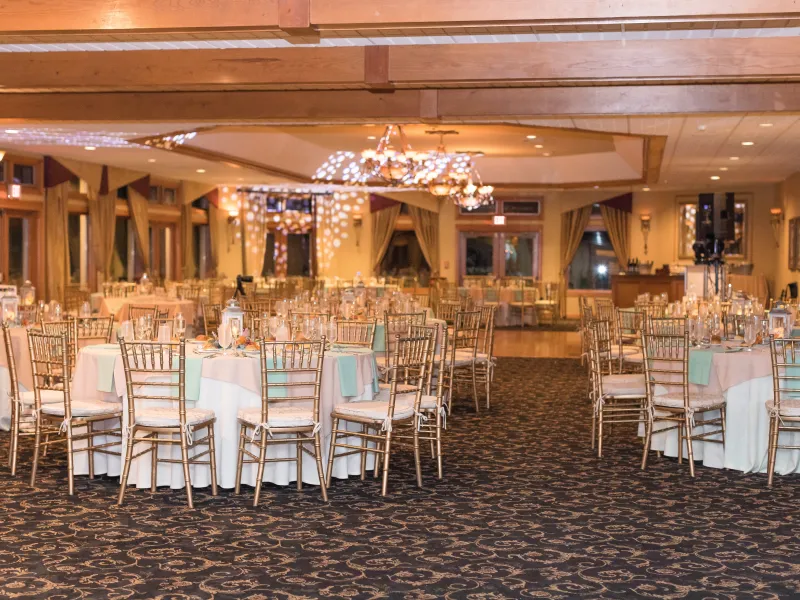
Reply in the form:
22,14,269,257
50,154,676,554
335,353,359,397
95,351,120,393
171,356,204,401
688,349,715,386
372,324,387,352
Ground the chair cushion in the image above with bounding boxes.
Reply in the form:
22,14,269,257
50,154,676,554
418,394,438,410
237,406,316,428
333,400,415,421
765,400,800,417
653,393,725,410
609,345,641,358
378,382,416,393
445,351,476,367
134,407,215,428
602,374,646,398
41,401,122,418
19,390,65,405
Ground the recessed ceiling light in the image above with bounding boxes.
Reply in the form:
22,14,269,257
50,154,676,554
367,136,376,140
534,144,543,149
710,175,721,180
593,185,599,189
759,123,774,127
697,124,707,131
730,156,740,160
148,158,156,163
543,152,551,157
5,129,19,134
84,146,96,151
238,178,244,181
719,167,728,171
741,141,755,146
196,168,206,173
526,135,537,140
642,187,650,191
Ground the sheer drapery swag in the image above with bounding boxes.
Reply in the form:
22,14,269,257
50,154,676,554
598,192,633,268
559,206,592,317
42,157,74,302
408,205,439,274
179,183,217,280
370,194,402,273
127,186,151,271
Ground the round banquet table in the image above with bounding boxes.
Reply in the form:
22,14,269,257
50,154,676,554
641,344,800,475
69,344,380,489
99,295,197,325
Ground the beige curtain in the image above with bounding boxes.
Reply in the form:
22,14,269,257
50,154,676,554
44,182,71,303
86,187,117,284
371,204,402,273
127,186,150,270
559,206,592,317
208,202,220,276
180,203,195,280
599,204,630,267
408,205,439,275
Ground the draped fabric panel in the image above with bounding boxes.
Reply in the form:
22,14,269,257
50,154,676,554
208,202,220,276
559,206,592,317
180,203,195,280
408,205,439,273
127,186,150,271
86,187,117,284
599,204,630,268
44,182,71,303
371,205,402,273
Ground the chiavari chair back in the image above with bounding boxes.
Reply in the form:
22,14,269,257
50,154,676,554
235,339,328,504
128,305,159,324
41,319,78,375
327,332,431,496
413,293,430,308
594,298,614,324
64,285,90,314
765,337,800,487
579,296,594,364
18,304,41,326
3,323,36,476
384,311,427,373
74,316,114,346
117,339,217,508
436,300,460,324
241,298,272,314
335,319,377,348
638,302,666,320
444,310,482,413
203,303,222,336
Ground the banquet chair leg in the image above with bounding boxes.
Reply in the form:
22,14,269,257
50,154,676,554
9,408,20,476
641,415,653,470
252,434,268,507
207,424,218,497
373,439,382,479
325,418,339,489
719,406,727,446
677,422,684,464
29,422,42,488
117,428,135,506
296,439,303,491
234,425,246,495
471,365,480,413
597,409,604,458
150,434,158,492
485,365,492,410
87,421,95,480
436,415,443,480
179,430,194,509
767,416,779,488
413,427,423,488
42,434,49,458
66,422,75,496
684,414,696,478
313,432,328,502
359,425,368,481
380,432,393,496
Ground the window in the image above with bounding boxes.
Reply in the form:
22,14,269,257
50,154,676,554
464,234,495,276
286,233,311,276
285,196,312,213
459,231,541,281
68,213,90,285
111,217,130,281
0,161,4,182
162,188,176,205
148,186,160,202
568,231,619,291
13,164,35,186
116,186,129,200
261,232,276,276
678,196,749,260
380,231,431,277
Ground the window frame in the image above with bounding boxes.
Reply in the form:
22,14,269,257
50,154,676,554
676,193,751,261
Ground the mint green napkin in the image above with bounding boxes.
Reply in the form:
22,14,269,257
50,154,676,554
335,353,359,397
372,324,387,352
171,356,203,401
95,350,119,393
688,349,714,386
791,327,800,338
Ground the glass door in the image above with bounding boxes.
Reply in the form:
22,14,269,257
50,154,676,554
462,233,496,277
503,232,540,278
459,230,541,282
0,209,39,289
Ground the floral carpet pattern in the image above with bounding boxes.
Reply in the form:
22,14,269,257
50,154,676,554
0,358,798,599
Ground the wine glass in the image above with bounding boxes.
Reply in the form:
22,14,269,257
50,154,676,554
743,318,757,349
80,301,91,318
327,319,338,345
174,312,186,339
260,312,270,340
120,320,134,343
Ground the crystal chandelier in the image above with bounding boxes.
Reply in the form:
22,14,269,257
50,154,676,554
448,159,494,211
361,125,426,186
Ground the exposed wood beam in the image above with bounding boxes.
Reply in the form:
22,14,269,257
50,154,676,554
278,0,320,44
3,84,800,124
3,37,800,92
1,0,799,42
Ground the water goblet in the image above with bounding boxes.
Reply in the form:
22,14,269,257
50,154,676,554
218,324,232,355
174,313,186,339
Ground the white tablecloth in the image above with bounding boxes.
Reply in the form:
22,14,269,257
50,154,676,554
642,347,800,475
69,345,379,489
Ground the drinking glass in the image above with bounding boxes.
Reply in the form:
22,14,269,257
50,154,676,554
174,313,186,339
711,313,722,341
157,324,172,343
327,319,338,344
761,318,770,344
743,318,757,347
52,302,62,321
120,320,134,343
80,301,92,317
218,324,232,355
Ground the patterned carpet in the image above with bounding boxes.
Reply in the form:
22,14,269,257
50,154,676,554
0,358,798,599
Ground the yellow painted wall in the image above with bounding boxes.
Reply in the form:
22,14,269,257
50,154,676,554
775,173,800,295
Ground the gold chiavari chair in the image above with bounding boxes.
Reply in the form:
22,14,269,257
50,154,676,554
234,339,328,505
413,293,431,309
18,304,41,326
435,300,460,324
445,309,482,414
587,321,647,458
42,319,78,377
638,302,667,320
3,324,59,476
28,331,123,494
74,316,114,346
326,332,432,496
242,309,264,336
335,318,377,348
613,308,645,374
117,339,218,508
64,285,90,315
154,308,173,334
241,298,272,314
594,297,615,323
534,281,559,326
766,337,800,487
288,311,331,339
202,303,222,336
578,296,594,365
380,311,428,380
641,317,726,477
128,305,159,324
475,305,497,409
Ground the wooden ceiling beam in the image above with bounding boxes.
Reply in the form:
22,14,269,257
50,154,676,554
2,37,800,92
1,0,798,42
2,84,800,123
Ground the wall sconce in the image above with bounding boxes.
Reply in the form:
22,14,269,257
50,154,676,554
0,150,5,162
227,209,240,249
7,183,21,199
640,213,651,256
352,213,363,247
770,207,784,248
